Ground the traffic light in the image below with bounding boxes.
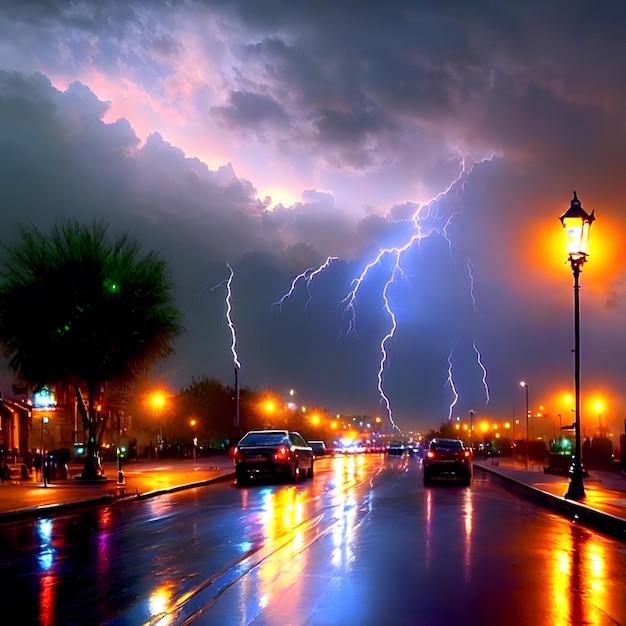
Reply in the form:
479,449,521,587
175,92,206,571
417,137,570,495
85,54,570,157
103,277,120,294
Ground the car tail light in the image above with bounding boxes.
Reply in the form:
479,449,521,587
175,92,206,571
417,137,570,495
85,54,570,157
463,450,471,458
232,447,243,462
274,446,289,461
426,450,435,459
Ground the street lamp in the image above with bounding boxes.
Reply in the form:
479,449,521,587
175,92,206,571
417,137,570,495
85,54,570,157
469,410,475,450
190,419,198,461
595,402,603,438
560,191,595,500
152,392,165,460
234,365,240,437
40,416,49,487
520,381,529,469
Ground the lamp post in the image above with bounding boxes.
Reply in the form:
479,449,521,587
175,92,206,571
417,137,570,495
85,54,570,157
190,419,197,461
560,191,595,500
234,365,240,438
595,402,603,438
152,392,164,460
469,410,475,450
40,416,49,487
520,382,529,469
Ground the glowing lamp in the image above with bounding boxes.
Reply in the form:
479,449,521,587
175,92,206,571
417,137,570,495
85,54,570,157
559,191,595,501
559,191,595,263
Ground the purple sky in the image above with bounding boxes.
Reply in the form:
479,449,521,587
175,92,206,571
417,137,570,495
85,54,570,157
1,1,626,436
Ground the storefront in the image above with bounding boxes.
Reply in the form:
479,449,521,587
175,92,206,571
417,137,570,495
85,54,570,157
0,393,32,460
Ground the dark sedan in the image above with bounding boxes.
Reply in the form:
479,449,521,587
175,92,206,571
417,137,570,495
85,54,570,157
386,442,407,456
422,437,472,486
232,429,314,485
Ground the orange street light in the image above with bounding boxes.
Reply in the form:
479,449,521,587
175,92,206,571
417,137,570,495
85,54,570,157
152,393,165,409
560,191,595,501
190,419,198,460
151,392,167,459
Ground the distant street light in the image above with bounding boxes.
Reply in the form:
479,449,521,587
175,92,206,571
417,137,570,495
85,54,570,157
190,419,198,461
40,416,50,488
152,392,165,460
560,191,595,500
520,381,529,469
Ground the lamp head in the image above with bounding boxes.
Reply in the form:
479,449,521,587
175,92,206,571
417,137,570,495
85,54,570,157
559,191,595,265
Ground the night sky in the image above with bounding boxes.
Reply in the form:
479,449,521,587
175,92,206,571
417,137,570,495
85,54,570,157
1,1,625,435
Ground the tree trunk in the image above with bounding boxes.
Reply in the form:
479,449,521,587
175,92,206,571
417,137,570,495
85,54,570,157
75,381,105,480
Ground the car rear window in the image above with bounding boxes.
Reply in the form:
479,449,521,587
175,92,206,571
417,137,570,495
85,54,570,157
432,440,462,450
240,432,286,446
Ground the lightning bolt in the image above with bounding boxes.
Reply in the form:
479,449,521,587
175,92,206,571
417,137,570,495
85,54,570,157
208,263,241,370
377,255,401,432
272,256,339,309
274,157,492,432
224,263,240,370
466,259,479,313
446,349,460,421
473,340,489,403
467,259,490,404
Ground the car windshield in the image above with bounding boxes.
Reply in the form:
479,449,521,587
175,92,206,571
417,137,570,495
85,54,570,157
239,432,287,446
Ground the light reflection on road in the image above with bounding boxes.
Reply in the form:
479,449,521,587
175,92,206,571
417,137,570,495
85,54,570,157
35,519,56,626
549,523,609,626
224,453,374,623
425,487,433,573
463,486,473,582
149,583,175,625
10,454,625,625
257,487,308,620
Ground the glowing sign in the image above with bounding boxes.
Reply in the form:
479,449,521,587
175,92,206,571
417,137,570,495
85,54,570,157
33,387,57,408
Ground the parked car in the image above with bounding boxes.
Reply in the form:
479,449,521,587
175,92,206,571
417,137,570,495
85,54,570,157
308,440,327,458
232,429,314,485
422,438,472,486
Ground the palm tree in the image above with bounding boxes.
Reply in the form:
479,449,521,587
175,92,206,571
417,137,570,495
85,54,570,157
0,219,183,479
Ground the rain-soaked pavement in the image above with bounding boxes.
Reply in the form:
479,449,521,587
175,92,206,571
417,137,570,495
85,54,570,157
1,454,625,625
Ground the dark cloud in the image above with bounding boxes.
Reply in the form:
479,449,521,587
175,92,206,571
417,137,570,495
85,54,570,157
211,90,289,130
1,2,626,433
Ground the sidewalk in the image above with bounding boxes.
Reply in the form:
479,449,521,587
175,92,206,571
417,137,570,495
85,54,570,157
1,454,625,541
0,456,236,525
473,457,626,540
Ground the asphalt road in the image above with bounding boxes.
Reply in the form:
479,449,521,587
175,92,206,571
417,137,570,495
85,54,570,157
1,454,625,626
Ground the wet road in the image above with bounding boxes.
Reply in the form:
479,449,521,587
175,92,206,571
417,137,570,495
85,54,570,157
1,454,626,626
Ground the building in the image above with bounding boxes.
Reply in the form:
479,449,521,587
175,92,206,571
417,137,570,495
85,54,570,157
0,385,75,461
0,392,31,459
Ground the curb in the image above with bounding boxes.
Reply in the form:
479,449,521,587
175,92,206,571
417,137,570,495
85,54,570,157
0,472,236,526
475,465,626,541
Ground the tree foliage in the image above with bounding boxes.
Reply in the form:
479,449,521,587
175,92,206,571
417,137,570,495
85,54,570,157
173,376,265,446
0,218,183,477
